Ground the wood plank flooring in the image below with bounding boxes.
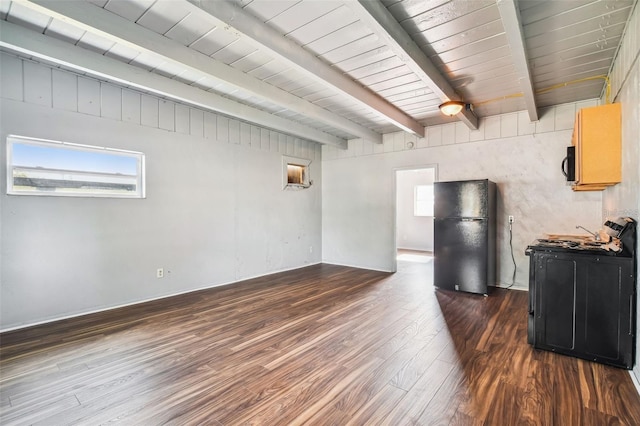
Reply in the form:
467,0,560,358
1,257,640,425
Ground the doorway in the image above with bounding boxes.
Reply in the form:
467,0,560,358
395,167,436,270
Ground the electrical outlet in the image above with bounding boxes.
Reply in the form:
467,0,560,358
508,215,515,224
157,268,164,278
309,246,313,253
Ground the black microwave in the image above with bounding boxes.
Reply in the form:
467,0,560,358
561,146,575,182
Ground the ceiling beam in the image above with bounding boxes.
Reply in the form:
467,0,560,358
0,20,347,148
496,0,538,121
18,0,378,144
350,0,478,130
187,0,425,137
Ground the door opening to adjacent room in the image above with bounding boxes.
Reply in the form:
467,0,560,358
395,167,436,271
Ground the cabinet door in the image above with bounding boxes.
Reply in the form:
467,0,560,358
532,253,635,369
583,258,634,368
535,256,577,351
573,103,621,188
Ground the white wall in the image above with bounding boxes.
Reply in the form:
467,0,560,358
0,53,322,330
322,101,603,284
601,2,640,385
396,168,435,252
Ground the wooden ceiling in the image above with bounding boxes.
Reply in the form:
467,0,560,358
0,0,636,146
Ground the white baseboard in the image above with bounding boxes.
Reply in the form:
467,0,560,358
493,283,528,291
321,261,395,273
630,370,640,397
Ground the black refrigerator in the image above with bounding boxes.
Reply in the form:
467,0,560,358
434,179,496,295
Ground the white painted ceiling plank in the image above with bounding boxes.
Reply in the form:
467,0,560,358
0,20,347,148
334,47,396,73
304,21,370,55
319,33,382,64
522,1,634,36
44,18,86,44
0,1,11,19
414,5,501,44
525,16,629,50
530,43,618,69
496,0,538,121
77,30,116,54
386,0,450,22
527,31,625,61
6,1,50,32
266,1,341,35
286,5,356,46
103,0,155,22
242,0,299,22
441,46,511,74
350,0,478,130
211,40,258,65
358,66,413,86
18,0,381,143
163,13,219,46
188,0,425,136
189,27,240,56
348,56,407,80
135,1,190,35
104,42,141,63
436,34,507,64
425,19,505,54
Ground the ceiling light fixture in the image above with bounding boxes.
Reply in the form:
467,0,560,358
438,100,465,116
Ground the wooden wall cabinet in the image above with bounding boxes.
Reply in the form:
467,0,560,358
571,103,621,191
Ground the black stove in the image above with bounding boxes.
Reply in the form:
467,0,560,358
524,217,637,369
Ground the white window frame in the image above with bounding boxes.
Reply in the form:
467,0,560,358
414,184,434,217
6,135,145,198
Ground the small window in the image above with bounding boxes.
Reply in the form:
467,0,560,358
414,185,434,216
282,156,311,189
287,164,306,185
6,135,145,198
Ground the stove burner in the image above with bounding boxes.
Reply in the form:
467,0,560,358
536,239,580,247
532,238,609,251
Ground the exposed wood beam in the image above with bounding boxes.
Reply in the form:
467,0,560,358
496,0,538,121
187,0,425,137
18,0,377,144
0,20,347,148
349,0,478,130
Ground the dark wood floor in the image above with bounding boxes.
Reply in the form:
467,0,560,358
2,257,640,425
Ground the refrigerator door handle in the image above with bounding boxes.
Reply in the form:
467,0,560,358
461,218,484,222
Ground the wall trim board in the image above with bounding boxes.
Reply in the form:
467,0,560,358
630,370,640,397
320,261,395,274
0,262,322,333
493,284,527,292
396,245,433,251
